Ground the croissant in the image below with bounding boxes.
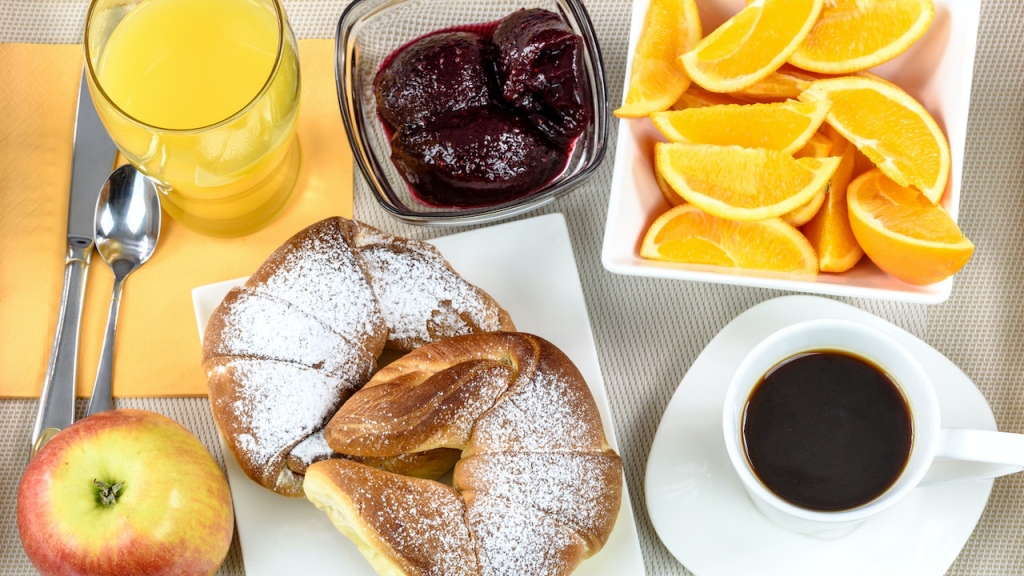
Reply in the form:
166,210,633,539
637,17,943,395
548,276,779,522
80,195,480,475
305,332,623,576
202,217,514,497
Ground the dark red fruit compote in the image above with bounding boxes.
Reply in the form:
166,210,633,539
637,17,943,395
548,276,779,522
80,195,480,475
493,9,592,147
391,108,567,207
373,32,495,132
374,8,592,209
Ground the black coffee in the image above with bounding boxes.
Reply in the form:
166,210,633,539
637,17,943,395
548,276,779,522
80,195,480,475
742,351,913,511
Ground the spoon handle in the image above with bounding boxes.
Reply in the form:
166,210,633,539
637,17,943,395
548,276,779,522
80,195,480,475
86,275,126,417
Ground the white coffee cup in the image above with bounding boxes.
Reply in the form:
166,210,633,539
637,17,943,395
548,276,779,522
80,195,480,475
723,318,1024,536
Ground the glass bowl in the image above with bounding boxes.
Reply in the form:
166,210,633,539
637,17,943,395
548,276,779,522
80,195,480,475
335,0,608,225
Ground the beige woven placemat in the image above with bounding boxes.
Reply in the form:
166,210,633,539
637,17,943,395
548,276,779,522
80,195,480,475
1,1,1021,574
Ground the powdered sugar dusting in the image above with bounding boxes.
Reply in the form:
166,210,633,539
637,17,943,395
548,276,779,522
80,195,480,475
256,226,382,345
456,451,620,548
225,359,354,477
290,429,335,467
470,370,601,454
467,493,583,576
358,244,504,346
348,468,477,576
210,288,374,377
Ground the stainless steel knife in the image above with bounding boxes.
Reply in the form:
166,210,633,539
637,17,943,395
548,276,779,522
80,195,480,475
30,68,118,458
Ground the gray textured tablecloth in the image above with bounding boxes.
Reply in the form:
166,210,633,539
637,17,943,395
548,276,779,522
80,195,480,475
1,0,1021,574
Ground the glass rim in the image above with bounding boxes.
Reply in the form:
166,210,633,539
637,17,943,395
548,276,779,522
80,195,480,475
83,0,289,135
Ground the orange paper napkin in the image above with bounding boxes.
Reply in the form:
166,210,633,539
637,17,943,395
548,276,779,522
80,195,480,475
0,40,353,398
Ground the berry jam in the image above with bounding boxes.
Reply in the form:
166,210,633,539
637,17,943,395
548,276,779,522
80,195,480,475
374,9,592,209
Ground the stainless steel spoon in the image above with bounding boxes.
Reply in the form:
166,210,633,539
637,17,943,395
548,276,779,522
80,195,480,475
86,165,161,417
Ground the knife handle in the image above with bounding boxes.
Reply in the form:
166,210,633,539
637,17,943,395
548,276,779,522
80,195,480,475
30,241,92,458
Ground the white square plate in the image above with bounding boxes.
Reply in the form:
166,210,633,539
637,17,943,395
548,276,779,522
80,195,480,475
192,213,644,576
602,0,981,304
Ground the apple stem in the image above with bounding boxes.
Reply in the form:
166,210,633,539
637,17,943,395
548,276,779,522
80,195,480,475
94,479,124,508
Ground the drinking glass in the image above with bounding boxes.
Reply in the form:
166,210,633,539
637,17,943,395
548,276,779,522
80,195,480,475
84,0,302,237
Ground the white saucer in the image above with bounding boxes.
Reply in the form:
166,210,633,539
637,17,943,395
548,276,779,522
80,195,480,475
646,295,995,576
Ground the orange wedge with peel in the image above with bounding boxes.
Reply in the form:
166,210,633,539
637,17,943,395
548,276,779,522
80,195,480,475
651,100,829,154
641,204,818,275
791,0,935,74
671,85,742,110
847,169,972,285
782,129,835,227
680,0,824,93
733,66,821,101
655,157,686,206
615,0,702,118
656,142,840,221
824,122,875,178
852,147,877,179
799,76,951,203
793,130,834,158
782,186,826,228
801,132,863,272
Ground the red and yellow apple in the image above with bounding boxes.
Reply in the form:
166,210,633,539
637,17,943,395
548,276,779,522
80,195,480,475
18,409,234,576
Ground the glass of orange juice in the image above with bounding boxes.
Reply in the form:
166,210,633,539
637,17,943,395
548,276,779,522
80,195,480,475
84,0,301,237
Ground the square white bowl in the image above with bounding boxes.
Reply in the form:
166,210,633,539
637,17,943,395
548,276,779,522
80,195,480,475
601,0,981,304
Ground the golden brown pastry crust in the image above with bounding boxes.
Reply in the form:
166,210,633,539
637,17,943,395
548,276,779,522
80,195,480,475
202,217,514,497
304,459,479,576
312,333,623,576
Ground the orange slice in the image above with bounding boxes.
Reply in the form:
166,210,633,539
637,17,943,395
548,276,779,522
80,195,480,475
793,130,834,158
852,147,877,179
791,0,935,74
732,66,821,101
680,0,824,93
847,169,973,285
782,129,835,226
671,85,742,110
656,142,840,221
651,100,829,154
782,186,826,227
641,204,818,275
823,121,875,177
655,157,686,206
615,0,702,118
799,76,951,203
801,132,863,272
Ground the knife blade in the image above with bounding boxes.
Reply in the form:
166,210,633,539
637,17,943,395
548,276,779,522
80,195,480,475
30,67,118,457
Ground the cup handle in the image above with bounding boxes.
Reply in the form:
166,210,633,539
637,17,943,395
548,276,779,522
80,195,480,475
920,428,1024,486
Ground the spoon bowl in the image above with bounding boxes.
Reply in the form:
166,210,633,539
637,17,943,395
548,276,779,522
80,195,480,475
95,166,161,269
87,165,161,416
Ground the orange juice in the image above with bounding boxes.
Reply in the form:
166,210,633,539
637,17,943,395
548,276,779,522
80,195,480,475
87,0,301,236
